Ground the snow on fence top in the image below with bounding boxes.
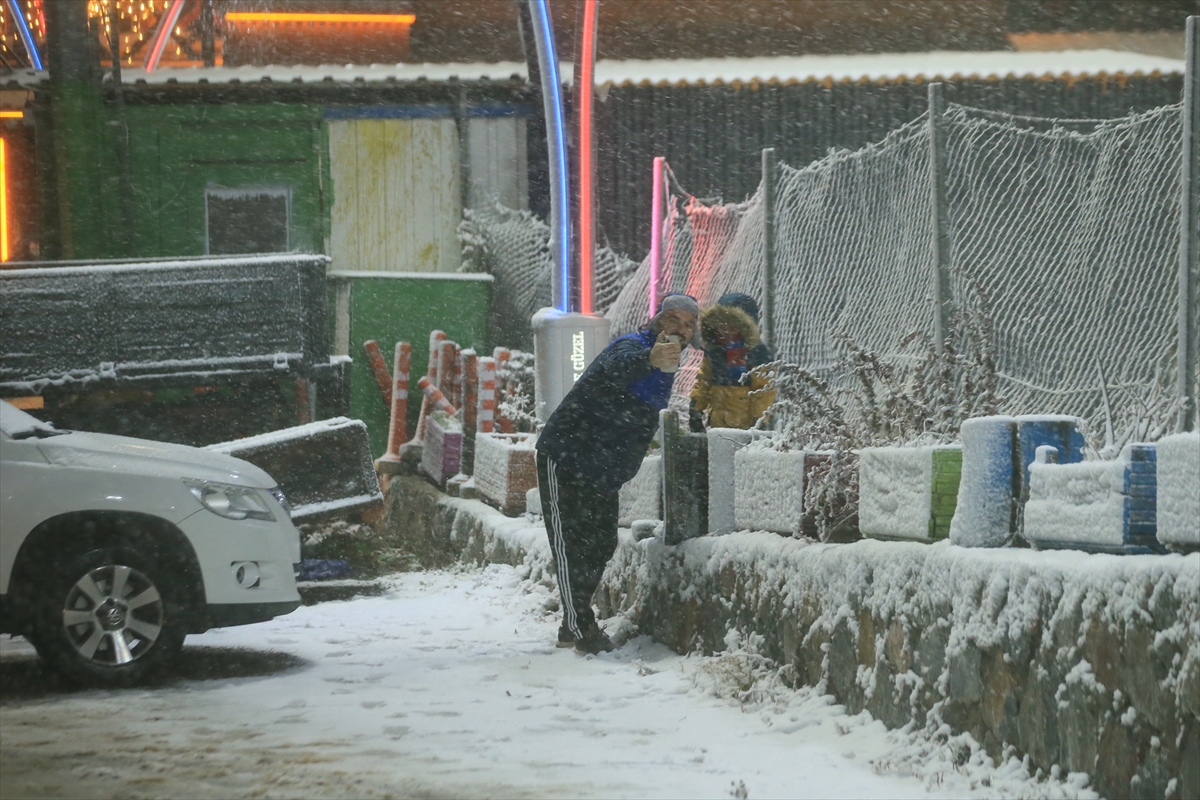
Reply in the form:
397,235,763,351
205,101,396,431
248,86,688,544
6,49,1182,89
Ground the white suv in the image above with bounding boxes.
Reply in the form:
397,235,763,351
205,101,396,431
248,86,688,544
0,401,301,686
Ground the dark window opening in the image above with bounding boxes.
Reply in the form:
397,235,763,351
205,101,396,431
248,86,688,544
206,187,291,255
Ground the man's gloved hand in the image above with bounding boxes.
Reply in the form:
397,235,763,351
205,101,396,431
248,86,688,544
688,407,705,433
649,333,682,372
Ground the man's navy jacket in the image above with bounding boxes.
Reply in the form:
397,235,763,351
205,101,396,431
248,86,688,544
536,328,676,493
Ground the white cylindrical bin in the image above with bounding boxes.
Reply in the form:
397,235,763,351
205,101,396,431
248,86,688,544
531,308,611,422
950,415,1018,547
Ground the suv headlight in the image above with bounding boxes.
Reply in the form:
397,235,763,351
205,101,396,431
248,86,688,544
268,486,292,518
185,479,275,522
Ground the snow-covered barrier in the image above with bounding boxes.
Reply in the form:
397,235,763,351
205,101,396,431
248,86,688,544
472,432,537,516
858,445,961,542
618,455,661,527
733,443,842,538
951,415,1086,547
707,428,752,536
1024,443,1162,554
1156,432,1200,553
208,417,382,522
383,475,1199,800
734,446,806,534
420,414,461,488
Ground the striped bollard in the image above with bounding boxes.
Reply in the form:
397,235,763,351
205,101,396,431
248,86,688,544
363,339,392,406
478,356,496,434
383,341,411,460
418,376,457,416
437,340,457,397
451,343,464,410
415,330,447,442
492,347,514,433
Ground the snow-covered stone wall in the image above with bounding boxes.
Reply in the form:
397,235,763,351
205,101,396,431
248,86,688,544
384,476,1199,800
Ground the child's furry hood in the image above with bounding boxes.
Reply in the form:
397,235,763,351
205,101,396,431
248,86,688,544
700,304,761,349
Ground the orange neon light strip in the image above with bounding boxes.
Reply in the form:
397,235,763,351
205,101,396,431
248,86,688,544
1,138,8,262
0,111,23,119
578,0,598,314
225,12,416,24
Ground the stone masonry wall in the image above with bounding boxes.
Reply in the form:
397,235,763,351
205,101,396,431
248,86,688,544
383,476,1199,799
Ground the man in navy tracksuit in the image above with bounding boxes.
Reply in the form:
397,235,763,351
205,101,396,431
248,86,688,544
536,294,700,654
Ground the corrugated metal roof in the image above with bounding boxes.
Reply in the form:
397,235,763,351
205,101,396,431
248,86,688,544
3,49,1184,89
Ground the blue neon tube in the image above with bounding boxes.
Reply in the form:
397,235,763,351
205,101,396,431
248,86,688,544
7,0,43,71
529,0,570,312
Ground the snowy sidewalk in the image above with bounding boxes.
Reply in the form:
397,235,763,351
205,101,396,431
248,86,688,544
2,565,1093,799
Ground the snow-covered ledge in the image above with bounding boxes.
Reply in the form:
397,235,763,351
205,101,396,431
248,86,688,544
383,475,1199,799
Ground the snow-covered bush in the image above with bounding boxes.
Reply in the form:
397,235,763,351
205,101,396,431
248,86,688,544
750,288,1001,541
497,349,537,433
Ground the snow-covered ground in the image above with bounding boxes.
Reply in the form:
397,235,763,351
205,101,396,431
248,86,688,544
1,565,1096,799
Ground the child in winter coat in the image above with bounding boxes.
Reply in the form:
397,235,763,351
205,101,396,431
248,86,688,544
690,292,775,430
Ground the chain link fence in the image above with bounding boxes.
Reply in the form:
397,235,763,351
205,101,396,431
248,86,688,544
460,97,1194,438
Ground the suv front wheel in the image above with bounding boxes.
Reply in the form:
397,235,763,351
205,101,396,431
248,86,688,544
31,548,188,686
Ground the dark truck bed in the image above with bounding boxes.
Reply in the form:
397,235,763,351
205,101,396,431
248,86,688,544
0,253,348,446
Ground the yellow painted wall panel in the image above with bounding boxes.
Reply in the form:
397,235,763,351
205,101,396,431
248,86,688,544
328,117,461,274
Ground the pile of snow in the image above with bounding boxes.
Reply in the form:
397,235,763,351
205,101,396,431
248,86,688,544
1157,431,1200,551
707,428,753,535
618,455,662,527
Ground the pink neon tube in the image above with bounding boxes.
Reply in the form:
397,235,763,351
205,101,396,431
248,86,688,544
577,0,598,314
649,156,664,317
144,0,186,73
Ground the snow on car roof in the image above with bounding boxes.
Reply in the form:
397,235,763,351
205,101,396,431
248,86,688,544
4,49,1183,89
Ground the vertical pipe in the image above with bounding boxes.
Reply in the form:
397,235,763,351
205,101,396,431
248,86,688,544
462,350,479,436
6,0,43,70
761,147,777,345
650,156,665,317
528,0,571,312
0,138,7,262
478,356,497,434
200,0,216,67
385,342,412,457
928,82,953,354
575,0,600,314
144,0,186,73
1180,17,1199,432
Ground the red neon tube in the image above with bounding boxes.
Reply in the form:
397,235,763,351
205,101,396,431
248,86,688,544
1,137,8,262
649,156,664,317
577,0,598,314
144,0,186,73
